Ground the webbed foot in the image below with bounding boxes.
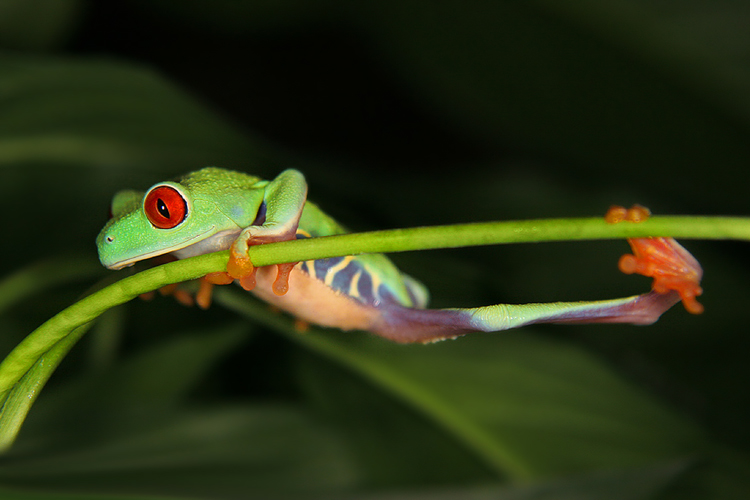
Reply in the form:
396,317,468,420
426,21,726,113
139,272,235,310
227,233,297,295
606,205,704,314
144,283,196,308
227,247,258,291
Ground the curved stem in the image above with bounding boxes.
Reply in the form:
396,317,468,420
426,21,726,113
0,214,748,451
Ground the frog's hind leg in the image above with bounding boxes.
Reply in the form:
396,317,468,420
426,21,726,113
370,290,681,344
368,204,702,344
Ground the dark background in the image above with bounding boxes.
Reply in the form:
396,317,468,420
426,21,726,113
0,1,749,499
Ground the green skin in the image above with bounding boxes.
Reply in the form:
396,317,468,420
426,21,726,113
97,167,683,343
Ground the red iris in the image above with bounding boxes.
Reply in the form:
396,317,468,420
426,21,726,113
144,185,187,229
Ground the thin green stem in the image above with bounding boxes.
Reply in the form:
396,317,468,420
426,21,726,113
0,214,748,451
246,216,750,267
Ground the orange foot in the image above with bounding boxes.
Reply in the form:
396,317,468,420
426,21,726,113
141,272,235,310
606,205,704,314
227,236,297,296
227,248,258,290
136,255,198,307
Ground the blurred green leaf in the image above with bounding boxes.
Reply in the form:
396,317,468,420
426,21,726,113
337,459,690,500
0,487,166,500
0,257,104,316
16,322,257,453
216,288,700,478
46,323,251,412
0,0,82,50
0,54,264,171
296,350,498,487
0,405,359,499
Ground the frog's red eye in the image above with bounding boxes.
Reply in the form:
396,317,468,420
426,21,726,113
144,185,187,229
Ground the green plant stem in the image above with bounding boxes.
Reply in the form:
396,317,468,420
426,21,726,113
4,214,750,396
246,215,750,266
0,214,749,450
0,323,93,452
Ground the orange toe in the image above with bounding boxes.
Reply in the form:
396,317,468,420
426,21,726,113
272,262,296,296
605,204,651,224
239,268,258,291
605,205,629,224
196,278,214,310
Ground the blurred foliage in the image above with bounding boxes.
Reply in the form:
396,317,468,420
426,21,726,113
0,1,749,498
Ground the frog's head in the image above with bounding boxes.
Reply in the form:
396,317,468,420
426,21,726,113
97,176,238,270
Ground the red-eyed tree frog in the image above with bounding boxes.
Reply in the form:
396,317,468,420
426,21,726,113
96,167,703,343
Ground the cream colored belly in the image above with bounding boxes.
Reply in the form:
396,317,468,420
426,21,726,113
249,264,381,331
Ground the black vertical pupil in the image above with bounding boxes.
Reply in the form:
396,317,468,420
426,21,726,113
156,198,170,219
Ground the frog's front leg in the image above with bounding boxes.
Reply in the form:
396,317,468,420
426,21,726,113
226,169,307,295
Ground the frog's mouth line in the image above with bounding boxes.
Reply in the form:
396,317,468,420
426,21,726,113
103,226,217,270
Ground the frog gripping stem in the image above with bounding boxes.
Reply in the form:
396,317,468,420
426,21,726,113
367,205,704,344
606,205,704,314
227,247,257,289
